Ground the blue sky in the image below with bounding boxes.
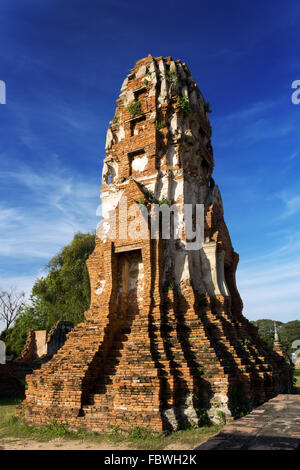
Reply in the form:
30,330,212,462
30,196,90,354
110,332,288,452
0,0,300,326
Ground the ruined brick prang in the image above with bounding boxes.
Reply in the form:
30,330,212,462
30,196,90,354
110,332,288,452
17,56,293,432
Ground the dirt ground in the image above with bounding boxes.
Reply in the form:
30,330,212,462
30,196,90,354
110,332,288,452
0,436,195,450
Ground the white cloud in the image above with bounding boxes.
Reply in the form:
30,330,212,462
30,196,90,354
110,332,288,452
213,97,296,148
275,191,300,218
0,275,38,298
237,235,300,322
0,157,99,300
288,150,300,161
221,99,281,123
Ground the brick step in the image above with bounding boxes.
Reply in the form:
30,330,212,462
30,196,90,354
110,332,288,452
81,310,279,418
87,326,205,405
208,335,273,370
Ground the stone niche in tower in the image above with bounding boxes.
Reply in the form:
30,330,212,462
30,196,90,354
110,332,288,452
116,249,144,315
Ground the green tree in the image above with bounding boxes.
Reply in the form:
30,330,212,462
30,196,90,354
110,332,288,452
252,319,300,357
279,320,300,356
32,232,95,327
251,319,283,348
3,232,95,355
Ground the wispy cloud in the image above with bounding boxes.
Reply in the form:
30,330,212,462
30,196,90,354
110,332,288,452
222,99,281,122
273,191,300,218
0,156,99,296
237,227,300,322
214,98,296,148
288,150,300,161
205,48,243,63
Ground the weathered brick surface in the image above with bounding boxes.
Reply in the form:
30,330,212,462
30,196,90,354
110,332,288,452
16,56,293,432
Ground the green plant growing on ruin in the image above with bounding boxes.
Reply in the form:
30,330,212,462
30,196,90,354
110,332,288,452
177,95,191,114
145,189,154,202
143,79,148,86
163,70,177,83
193,395,211,426
111,425,120,435
195,408,210,426
154,120,165,130
127,101,142,116
139,197,146,206
216,410,226,423
146,68,151,76
230,388,252,418
164,281,173,292
112,116,118,124
158,196,171,207
204,101,212,113
180,421,198,431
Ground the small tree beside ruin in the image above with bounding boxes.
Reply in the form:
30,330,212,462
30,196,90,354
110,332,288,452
0,287,25,331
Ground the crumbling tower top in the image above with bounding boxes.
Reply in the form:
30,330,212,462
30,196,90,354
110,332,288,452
102,55,214,188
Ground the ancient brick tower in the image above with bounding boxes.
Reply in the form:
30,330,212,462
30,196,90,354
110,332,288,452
18,56,293,432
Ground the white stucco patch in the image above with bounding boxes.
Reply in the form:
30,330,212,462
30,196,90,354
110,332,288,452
158,60,167,104
166,145,177,167
102,222,111,234
136,65,146,78
95,280,106,295
132,155,148,172
116,125,125,142
169,113,178,134
105,128,114,150
174,251,190,284
157,175,169,198
174,180,183,201
148,60,158,98
119,90,135,107
135,173,157,183
145,182,156,193
100,190,124,219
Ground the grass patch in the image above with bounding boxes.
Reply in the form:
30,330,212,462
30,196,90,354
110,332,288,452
0,397,223,449
126,425,222,450
0,397,23,427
